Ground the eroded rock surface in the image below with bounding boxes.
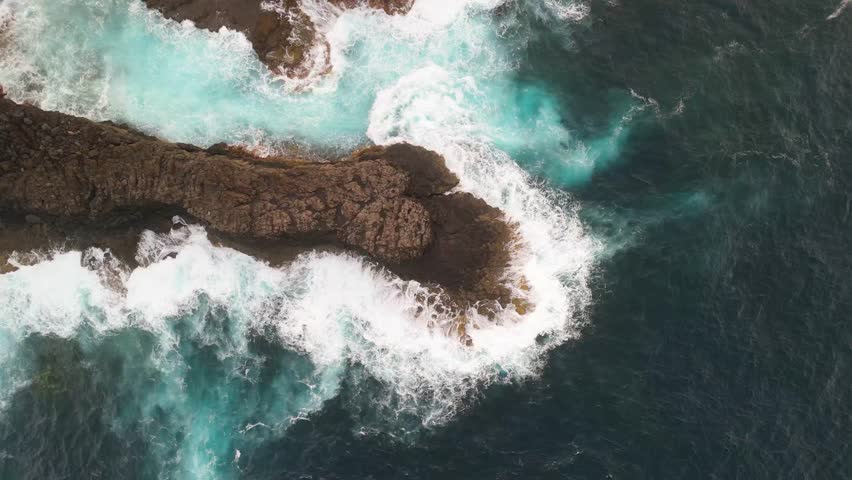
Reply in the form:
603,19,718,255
143,0,413,77
0,98,512,309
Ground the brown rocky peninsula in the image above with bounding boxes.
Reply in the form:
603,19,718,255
0,98,513,311
143,0,413,77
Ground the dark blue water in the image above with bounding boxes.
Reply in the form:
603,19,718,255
1,0,851,478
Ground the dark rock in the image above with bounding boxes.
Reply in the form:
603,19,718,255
398,192,515,310
0,98,430,257
0,98,513,309
171,215,189,230
24,214,43,224
175,142,202,152
205,142,231,155
338,197,432,262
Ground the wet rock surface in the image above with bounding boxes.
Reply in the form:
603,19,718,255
399,193,516,311
0,98,512,309
143,0,413,77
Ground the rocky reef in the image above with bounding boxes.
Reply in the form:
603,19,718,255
0,98,513,311
142,0,413,77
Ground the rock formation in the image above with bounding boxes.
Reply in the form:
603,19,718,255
143,0,413,77
0,98,512,310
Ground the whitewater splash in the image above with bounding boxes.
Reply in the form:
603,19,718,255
0,223,584,439
0,0,613,475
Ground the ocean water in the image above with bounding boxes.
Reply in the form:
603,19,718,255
0,0,850,478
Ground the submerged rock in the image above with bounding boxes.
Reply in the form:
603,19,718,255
0,98,512,309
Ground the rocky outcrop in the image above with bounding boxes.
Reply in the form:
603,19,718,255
142,0,413,77
0,98,512,309
419,193,515,310
0,98,442,262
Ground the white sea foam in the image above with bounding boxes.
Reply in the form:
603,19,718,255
0,250,127,338
542,0,591,22
0,211,591,430
827,0,850,20
407,0,506,27
0,0,604,433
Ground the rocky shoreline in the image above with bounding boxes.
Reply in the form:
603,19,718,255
143,0,413,77
0,98,515,313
